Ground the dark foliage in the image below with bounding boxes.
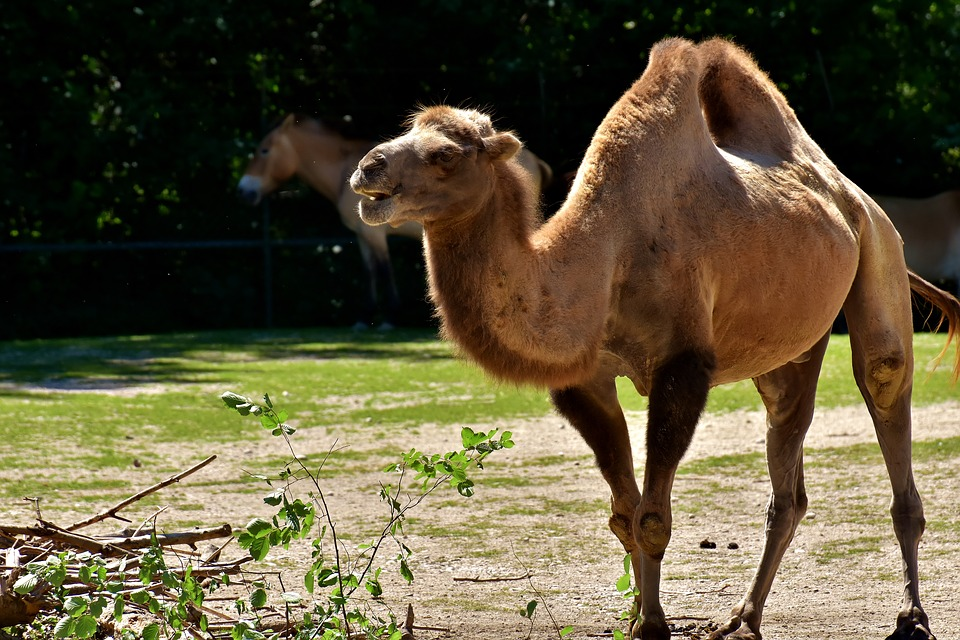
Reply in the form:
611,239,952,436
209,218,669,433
1,1,958,338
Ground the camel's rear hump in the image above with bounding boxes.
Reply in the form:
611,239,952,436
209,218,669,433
696,38,800,161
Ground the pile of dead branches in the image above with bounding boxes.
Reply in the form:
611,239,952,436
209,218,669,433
0,455,255,636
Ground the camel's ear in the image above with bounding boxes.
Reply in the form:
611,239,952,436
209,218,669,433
482,132,521,162
281,114,297,129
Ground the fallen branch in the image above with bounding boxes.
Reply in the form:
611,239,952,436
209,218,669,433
452,572,531,582
66,455,218,531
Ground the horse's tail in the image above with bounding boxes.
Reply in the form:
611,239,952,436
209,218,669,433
909,270,960,382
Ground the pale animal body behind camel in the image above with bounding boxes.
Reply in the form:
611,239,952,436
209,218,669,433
352,37,960,639
872,190,960,294
236,113,553,329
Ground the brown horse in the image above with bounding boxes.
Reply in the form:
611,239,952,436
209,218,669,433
872,190,960,294
237,113,553,329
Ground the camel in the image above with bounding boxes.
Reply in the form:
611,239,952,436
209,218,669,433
350,37,960,639
872,190,960,293
236,113,553,329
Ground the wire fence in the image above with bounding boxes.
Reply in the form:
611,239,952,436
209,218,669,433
0,201,359,331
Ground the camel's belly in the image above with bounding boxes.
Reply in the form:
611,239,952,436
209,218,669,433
708,270,852,385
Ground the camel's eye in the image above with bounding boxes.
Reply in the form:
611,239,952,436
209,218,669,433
430,146,459,166
260,148,269,156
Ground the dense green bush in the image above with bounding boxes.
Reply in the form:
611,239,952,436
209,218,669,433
2,1,958,338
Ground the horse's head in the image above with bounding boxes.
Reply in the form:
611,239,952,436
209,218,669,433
236,115,301,206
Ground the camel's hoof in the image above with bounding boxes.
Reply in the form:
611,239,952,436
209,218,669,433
707,620,759,640
633,617,670,640
886,608,935,640
885,624,936,640
377,321,396,331
352,321,371,331
708,629,758,640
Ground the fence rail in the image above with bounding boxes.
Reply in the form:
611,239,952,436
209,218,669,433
2,200,359,329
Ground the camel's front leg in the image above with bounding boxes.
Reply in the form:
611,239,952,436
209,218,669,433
710,333,829,640
550,376,645,627
635,350,714,639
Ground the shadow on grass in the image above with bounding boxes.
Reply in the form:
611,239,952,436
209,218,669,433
0,327,448,393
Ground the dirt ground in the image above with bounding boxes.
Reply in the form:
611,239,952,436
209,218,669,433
166,402,960,638
8,398,960,639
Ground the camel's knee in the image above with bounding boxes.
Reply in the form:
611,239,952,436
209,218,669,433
633,511,671,560
858,350,909,410
609,512,636,552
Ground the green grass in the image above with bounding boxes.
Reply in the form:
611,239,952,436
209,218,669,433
0,328,957,504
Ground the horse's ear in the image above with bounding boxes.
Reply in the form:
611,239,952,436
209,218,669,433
281,114,297,129
482,132,521,162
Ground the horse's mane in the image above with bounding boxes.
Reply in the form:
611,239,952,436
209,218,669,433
265,112,372,141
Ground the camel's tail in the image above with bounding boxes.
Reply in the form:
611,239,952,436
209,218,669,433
909,271,960,382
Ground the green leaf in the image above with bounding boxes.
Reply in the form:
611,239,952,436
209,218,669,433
456,479,475,497
53,616,74,638
74,615,99,638
365,578,383,597
560,626,575,637
399,558,414,583
616,574,632,593
141,623,161,640
263,489,285,506
113,596,124,621
521,599,537,618
64,596,88,617
260,413,279,429
304,570,315,594
250,587,267,609
220,392,249,409
245,517,274,538
623,554,632,574
280,592,302,604
248,536,270,562
12,573,39,594
88,596,107,618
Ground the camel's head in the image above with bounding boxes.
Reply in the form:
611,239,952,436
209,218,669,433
350,106,522,227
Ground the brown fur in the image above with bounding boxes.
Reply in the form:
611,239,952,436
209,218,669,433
350,37,954,639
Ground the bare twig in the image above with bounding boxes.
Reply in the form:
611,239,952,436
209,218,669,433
66,455,218,531
453,572,532,582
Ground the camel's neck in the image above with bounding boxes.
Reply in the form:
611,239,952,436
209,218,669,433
424,162,614,388
291,129,370,204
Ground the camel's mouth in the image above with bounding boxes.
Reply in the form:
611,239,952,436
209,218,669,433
357,184,400,203
364,190,392,202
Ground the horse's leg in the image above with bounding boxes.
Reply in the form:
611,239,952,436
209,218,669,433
550,375,645,632
632,349,714,640
352,235,380,330
710,332,829,640
357,228,400,330
842,232,933,639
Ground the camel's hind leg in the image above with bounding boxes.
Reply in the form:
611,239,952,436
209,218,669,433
710,332,829,640
841,216,934,639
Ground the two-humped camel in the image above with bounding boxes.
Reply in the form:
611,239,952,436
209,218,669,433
236,114,553,329
351,37,959,640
